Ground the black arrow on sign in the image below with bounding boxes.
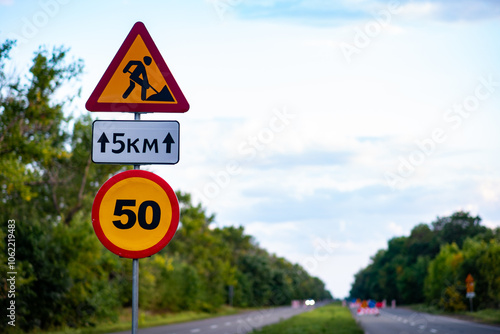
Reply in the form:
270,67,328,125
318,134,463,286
162,133,175,154
97,133,110,153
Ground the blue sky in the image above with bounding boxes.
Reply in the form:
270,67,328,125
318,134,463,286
1,0,500,299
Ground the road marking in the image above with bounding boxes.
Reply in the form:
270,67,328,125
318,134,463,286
430,329,438,333
210,325,218,329
190,329,200,333
225,322,231,326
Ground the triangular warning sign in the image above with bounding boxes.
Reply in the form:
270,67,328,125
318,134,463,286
86,22,189,113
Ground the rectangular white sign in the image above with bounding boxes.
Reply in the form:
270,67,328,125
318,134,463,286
92,120,179,165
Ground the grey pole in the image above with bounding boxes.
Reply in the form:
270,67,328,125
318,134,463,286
132,258,139,333
132,111,141,334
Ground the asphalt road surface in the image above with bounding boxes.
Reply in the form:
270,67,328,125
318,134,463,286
110,304,319,334
354,307,500,334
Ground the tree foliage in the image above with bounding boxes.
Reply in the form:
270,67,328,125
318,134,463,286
0,39,126,331
349,210,500,312
0,40,331,332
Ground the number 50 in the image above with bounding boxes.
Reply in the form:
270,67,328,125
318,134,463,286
113,199,161,230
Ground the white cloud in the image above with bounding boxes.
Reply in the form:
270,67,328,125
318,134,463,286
245,221,300,238
398,2,439,18
483,220,500,229
387,221,405,236
479,180,500,203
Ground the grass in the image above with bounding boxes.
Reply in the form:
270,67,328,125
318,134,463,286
39,306,242,334
251,303,364,334
472,309,500,324
406,304,500,325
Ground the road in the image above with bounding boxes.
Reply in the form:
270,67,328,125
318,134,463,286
110,304,319,334
354,307,500,334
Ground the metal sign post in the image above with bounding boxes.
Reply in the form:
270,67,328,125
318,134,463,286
87,21,189,334
132,112,140,334
132,258,139,334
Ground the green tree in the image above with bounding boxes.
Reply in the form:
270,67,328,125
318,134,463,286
0,40,123,331
349,211,491,307
395,224,437,304
432,211,486,248
460,237,500,309
396,255,430,304
424,243,464,309
406,223,439,261
164,192,236,311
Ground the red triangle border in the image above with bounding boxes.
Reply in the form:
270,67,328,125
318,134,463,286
86,22,189,113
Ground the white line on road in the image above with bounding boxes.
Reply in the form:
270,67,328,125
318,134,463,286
190,329,200,333
210,324,218,329
430,329,438,333
225,322,231,326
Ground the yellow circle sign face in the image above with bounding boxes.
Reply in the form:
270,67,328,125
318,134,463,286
92,170,179,258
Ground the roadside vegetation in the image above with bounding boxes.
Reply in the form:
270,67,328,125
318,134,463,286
0,39,331,333
407,304,500,325
350,211,500,317
252,303,363,334
41,306,241,334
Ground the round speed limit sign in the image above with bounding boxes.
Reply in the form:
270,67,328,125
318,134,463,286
92,170,179,258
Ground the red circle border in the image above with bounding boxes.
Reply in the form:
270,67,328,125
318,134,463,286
92,170,179,259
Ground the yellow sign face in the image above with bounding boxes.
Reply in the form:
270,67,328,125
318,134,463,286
97,35,176,105
85,21,189,113
92,170,179,258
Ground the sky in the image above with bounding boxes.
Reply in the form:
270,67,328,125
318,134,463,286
1,0,500,299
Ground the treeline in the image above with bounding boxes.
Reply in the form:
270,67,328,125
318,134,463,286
0,40,331,332
349,211,500,311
